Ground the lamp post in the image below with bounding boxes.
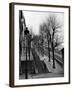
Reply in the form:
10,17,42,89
24,27,31,79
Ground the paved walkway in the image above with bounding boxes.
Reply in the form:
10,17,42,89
20,72,64,79
32,73,64,78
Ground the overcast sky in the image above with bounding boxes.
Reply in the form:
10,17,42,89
23,10,64,35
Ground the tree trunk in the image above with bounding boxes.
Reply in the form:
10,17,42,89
52,42,55,68
48,40,50,62
51,30,55,68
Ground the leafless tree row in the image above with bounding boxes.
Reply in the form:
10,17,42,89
33,15,63,68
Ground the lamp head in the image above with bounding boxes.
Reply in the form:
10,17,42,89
24,27,29,35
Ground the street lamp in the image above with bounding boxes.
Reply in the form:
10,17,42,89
24,27,29,79
24,27,32,79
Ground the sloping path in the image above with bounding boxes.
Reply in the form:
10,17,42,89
31,48,49,73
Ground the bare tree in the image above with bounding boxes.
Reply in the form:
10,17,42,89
39,24,45,49
47,15,62,68
39,23,51,61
